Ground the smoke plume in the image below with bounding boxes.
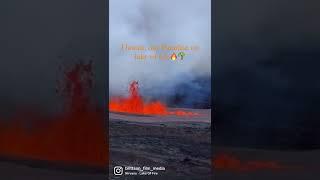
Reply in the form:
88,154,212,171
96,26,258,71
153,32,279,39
109,0,211,108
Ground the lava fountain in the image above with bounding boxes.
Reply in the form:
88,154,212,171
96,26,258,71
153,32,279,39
109,81,199,116
0,61,108,168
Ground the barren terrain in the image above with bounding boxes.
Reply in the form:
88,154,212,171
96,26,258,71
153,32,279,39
109,108,212,180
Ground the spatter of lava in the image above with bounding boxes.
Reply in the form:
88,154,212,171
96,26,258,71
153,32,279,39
0,61,108,168
109,81,199,116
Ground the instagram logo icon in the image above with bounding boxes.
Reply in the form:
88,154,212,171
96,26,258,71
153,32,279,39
113,166,123,176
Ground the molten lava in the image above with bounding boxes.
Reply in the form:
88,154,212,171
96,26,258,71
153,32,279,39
109,81,198,116
0,61,108,168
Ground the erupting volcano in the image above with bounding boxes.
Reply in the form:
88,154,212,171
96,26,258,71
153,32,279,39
109,81,199,116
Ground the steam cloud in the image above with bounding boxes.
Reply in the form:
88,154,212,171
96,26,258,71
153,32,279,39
109,0,211,108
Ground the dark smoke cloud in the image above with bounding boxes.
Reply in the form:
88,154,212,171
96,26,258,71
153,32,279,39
214,0,320,149
109,0,211,108
0,0,105,116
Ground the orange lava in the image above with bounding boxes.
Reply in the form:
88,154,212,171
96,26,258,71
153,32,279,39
0,61,108,168
213,153,298,172
109,81,199,116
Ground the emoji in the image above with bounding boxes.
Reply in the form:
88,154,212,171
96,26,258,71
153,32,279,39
170,52,177,61
178,52,186,60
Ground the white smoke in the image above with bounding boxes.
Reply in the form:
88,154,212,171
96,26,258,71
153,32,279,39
109,0,211,97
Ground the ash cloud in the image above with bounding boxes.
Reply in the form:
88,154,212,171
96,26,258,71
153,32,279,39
109,0,211,108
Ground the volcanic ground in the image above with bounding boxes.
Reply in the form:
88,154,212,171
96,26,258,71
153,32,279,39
109,108,212,180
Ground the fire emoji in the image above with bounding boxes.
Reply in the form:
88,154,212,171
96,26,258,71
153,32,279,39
170,52,177,61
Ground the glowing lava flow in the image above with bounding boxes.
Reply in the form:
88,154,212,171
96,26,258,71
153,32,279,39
109,81,198,116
